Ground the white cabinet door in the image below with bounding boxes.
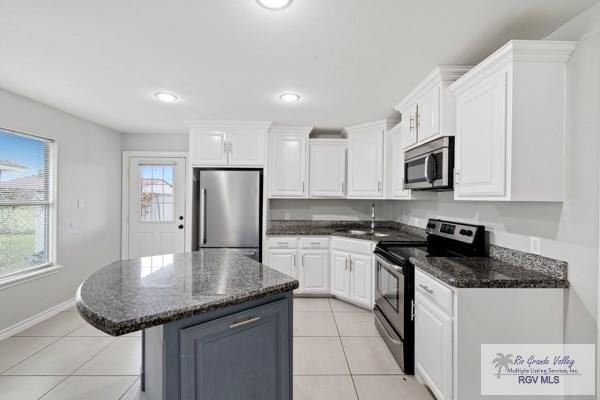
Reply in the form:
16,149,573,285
309,141,346,197
401,104,418,149
227,131,265,166
390,131,411,198
415,293,453,400
331,251,350,299
189,130,228,166
454,69,508,199
347,129,383,198
416,85,441,142
349,253,372,308
269,135,307,197
299,250,329,294
267,249,297,278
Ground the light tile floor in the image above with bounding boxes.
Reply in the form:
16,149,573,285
0,298,434,399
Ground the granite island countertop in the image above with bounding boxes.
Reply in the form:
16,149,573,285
267,220,426,242
76,249,299,336
411,246,569,289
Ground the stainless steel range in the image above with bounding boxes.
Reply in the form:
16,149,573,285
373,219,486,374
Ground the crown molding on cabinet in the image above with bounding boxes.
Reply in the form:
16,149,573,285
269,124,314,136
395,66,472,112
343,118,401,134
185,120,272,131
449,40,577,95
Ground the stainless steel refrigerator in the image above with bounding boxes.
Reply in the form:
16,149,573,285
195,169,262,261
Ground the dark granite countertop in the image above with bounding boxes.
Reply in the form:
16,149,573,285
411,250,569,289
76,249,299,336
267,220,426,242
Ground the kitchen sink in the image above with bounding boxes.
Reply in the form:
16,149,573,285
347,229,368,235
344,229,390,237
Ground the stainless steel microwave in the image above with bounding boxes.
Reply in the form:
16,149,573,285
404,136,454,190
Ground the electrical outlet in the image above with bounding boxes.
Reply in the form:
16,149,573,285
77,199,85,209
530,236,541,255
284,212,290,221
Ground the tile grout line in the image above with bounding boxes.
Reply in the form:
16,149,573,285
119,377,141,400
0,336,62,375
330,298,361,400
36,375,70,400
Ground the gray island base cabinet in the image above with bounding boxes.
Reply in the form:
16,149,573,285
144,293,293,400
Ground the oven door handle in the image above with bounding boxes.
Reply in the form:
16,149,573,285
375,255,404,275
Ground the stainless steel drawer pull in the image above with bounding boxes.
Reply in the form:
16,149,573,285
419,284,434,295
310,242,321,245
277,242,289,245
229,316,261,329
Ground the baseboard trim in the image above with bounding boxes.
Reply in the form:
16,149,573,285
0,297,76,341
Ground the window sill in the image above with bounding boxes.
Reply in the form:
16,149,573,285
0,265,63,291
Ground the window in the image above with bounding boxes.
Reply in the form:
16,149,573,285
0,129,54,279
139,164,174,222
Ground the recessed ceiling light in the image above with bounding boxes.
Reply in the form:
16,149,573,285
280,92,301,103
257,0,293,10
154,92,178,103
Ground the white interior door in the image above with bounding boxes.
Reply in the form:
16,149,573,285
127,157,186,258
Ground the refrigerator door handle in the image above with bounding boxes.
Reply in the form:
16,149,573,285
200,188,207,245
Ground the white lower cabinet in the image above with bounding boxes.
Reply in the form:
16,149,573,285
415,292,453,400
266,249,297,277
330,250,350,298
348,253,372,308
298,249,329,294
266,236,374,308
414,269,566,400
330,238,374,308
266,237,329,295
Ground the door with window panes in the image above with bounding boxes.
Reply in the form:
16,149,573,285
127,157,186,258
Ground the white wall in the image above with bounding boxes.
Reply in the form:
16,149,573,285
269,199,396,221
391,2,600,365
121,132,188,152
0,88,122,333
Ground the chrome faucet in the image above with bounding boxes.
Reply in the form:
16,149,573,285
370,203,376,231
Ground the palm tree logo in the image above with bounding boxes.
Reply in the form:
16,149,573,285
492,353,514,378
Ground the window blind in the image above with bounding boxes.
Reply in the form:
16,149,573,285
0,129,53,279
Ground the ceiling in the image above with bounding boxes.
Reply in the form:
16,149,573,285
0,0,597,134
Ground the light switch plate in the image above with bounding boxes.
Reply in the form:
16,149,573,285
77,199,85,209
529,237,541,255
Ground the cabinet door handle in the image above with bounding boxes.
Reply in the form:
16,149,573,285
345,257,349,270
223,142,228,153
419,283,434,295
416,108,420,131
377,181,382,192
302,181,305,193
454,170,460,185
349,255,353,271
409,115,415,132
229,142,232,154
229,316,261,329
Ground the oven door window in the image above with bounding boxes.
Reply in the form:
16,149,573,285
376,260,400,312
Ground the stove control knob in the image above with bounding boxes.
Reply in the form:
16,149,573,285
460,229,473,237
427,222,436,229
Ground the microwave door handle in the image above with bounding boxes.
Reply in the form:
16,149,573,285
424,154,436,183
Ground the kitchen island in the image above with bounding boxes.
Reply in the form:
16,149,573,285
76,249,299,400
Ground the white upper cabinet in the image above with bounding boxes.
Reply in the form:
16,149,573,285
450,40,576,202
395,66,471,150
345,119,398,199
309,139,347,197
186,121,270,167
268,125,312,198
189,130,228,166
